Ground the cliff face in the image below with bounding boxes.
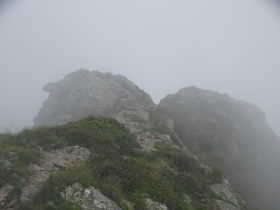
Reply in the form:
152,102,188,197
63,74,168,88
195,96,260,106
158,86,280,210
33,69,156,128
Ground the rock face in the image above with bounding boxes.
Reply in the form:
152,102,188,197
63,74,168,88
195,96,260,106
60,183,121,210
0,146,93,209
134,132,178,153
34,69,156,130
158,86,280,210
210,180,240,210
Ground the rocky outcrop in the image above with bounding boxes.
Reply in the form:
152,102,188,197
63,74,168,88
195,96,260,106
158,86,280,210
214,200,239,210
0,146,92,209
145,198,168,210
60,183,121,210
210,180,240,210
21,146,92,203
33,69,156,130
210,180,239,207
133,131,189,153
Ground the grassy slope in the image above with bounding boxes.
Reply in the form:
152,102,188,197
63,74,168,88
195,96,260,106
0,117,224,210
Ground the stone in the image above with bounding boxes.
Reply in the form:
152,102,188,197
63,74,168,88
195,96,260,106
60,183,121,209
183,194,191,205
18,146,92,204
157,134,171,142
1,159,13,170
6,196,19,208
10,173,19,179
20,185,38,203
145,198,168,210
122,200,134,209
214,199,239,210
0,184,14,206
163,117,174,132
8,152,18,162
210,182,239,208
44,146,92,168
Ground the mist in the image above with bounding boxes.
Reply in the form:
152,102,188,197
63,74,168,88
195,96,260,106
1,0,280,136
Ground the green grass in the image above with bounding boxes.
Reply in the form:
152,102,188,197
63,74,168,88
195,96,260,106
0,116,225,210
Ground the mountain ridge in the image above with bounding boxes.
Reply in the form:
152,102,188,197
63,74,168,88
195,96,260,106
1,69,279,210
33,69,280,210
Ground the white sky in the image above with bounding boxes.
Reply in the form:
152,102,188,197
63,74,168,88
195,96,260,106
1,0,280,135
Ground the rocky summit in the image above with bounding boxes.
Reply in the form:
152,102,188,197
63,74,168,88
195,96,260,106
33,69,156,131
158,86,280,210
1,69,280,210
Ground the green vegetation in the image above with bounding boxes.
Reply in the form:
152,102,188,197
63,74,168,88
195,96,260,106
0,116,224,209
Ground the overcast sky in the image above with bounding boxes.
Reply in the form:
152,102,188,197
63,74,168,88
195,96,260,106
1,0,280,135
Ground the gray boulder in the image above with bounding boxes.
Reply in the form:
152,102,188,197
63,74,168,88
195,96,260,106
20,146,92,204
210,180,239,209
60,182,121,210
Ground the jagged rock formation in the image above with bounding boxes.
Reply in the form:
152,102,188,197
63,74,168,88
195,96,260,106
158,86,280,210
33,69,156,133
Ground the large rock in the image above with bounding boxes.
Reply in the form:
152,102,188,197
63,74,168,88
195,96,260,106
210,181,239,207
20,146,92,204
34,69,156,128
60,182,121,210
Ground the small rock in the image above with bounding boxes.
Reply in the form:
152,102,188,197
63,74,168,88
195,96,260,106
20,185,38,203
1,159,13,170
0,184,14,206
122,200,134,209
10,173,19,179
157,134,171,142
8,152,18,162
7,196,19,208
210,182,239,208
184,194,192,205
60,183,121,210
146,198,168,210
214,199,239,210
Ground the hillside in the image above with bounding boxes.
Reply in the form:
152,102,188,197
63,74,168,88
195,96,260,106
158,86,280,210
3,69,280,210
0,116,242,210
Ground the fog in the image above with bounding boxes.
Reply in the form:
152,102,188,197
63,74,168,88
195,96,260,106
1,0,280,136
